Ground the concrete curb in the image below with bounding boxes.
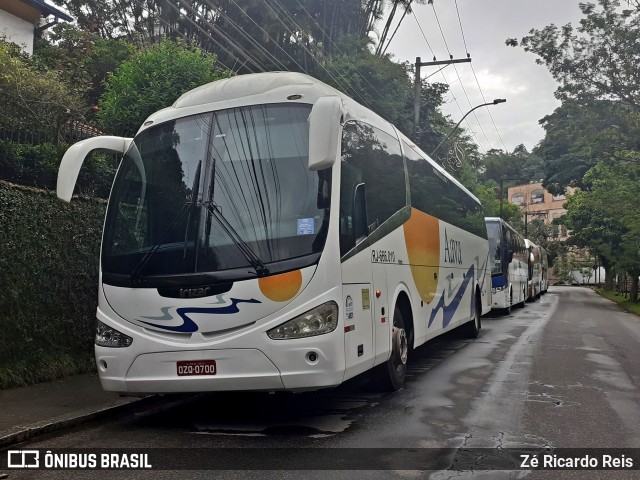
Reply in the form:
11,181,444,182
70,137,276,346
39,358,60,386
0,398,141,449
0,393,205,449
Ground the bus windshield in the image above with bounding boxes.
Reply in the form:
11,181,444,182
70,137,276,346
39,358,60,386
486,221,503,276
101,103,331,284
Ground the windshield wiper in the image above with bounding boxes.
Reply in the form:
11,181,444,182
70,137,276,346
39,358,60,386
129,201,194,284
202,201,269,276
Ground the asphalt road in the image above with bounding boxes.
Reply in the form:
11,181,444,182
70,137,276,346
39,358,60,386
4,286,640,479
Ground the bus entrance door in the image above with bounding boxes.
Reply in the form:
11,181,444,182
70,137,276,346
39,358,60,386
342,282,374,379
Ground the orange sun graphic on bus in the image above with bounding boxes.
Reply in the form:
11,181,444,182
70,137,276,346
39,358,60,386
259,269,303,302
403,208,440,304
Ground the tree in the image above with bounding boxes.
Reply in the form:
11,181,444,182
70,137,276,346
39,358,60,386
481,145,543,185
563,160,640,299
509,0,640,193
0,40,84,141
534,99,640,194
97,39,228,136
33,23,135,109
510,0,640,108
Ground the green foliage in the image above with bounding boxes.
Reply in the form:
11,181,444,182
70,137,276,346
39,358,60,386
534,99,640,193
0,353,95,390
0,140,115,197
54,1,416,73
0,182,106,387
596,289,640,316
0,40,85,138
563,160,640,299
98,39,227,136
514,0,640,108
481,145,544,185
33,23,135,108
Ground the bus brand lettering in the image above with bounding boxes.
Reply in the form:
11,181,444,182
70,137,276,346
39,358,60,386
371,250,395,263
444,230,463,265
180,287,210,298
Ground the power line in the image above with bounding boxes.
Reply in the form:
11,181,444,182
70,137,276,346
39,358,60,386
165,0,261,73
292,0,386,103
259,0,368,104
412,12,483,149
453,0,509,152
199,0,289,71
431,2,494,151
134,0,235,72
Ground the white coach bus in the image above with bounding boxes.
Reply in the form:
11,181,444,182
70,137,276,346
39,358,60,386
57,72,491,394
485,217,528,314
525,239,542,300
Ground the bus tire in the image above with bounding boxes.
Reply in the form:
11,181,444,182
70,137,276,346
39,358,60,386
379,305,408,391
515,287,526,308
502,288,512,315
462,295,481,338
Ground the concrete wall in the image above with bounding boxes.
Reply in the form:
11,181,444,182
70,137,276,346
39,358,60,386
0,9,34,54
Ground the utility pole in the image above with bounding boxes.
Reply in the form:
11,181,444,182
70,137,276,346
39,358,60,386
414,56,472,131
500,177,504,219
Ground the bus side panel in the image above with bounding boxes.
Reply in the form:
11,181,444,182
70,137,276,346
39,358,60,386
341,248,375,380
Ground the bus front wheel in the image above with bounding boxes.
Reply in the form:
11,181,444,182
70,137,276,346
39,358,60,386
379,305,408,391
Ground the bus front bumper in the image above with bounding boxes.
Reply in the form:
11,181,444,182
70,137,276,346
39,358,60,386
96,347,344,394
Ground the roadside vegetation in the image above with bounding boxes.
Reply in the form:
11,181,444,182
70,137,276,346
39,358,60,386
595,289,640,317
0,0,638,388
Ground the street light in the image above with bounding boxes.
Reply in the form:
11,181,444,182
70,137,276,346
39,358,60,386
431,99,506,156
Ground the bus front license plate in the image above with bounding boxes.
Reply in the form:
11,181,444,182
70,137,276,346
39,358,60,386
177,360,217,376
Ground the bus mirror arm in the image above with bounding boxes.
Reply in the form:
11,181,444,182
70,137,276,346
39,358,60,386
308,96,345,171
57,136,132,202
353,183,368,243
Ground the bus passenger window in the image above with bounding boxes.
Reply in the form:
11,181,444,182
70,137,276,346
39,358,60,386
339,122,406,256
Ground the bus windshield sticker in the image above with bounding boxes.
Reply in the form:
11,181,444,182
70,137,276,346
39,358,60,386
297,218,315,235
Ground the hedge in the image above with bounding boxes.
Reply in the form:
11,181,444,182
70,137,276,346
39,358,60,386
0,139,116,198
0,181,106,388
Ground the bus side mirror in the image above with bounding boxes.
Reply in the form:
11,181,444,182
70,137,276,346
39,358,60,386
507,250,514,263
57,136,132,202
308,96,345,171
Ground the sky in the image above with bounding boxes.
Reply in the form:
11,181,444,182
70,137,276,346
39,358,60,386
385,0,586,154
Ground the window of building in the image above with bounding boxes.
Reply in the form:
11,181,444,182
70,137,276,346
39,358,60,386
531,189,545,204
511,193,524,205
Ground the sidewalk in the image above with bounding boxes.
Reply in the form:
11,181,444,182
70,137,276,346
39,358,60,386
0,374,140,448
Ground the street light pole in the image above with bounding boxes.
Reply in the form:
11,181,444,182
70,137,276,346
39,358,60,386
431,99,506,156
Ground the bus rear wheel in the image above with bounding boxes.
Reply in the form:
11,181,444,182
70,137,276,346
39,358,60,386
502,288,512,315
379,305,408,391
462,296,481,338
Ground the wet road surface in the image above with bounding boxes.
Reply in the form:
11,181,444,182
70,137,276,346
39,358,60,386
4,286,640,479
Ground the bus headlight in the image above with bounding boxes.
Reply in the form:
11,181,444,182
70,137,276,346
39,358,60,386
96,320,133,347
267,302,338,340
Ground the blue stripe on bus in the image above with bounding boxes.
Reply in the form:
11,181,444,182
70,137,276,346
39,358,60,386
428,264,475,329
492,276,507,288
138,298,261,333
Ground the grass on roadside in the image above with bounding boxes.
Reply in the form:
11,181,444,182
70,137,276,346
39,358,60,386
595,289,640,317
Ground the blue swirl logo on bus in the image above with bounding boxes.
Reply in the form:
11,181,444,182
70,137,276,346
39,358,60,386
137,298,261,333
428,264,475,329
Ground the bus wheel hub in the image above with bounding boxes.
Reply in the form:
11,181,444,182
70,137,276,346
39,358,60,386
392,326,408,365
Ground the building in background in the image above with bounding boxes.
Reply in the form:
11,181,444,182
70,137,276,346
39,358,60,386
0,0,72,54
508,182,572,241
